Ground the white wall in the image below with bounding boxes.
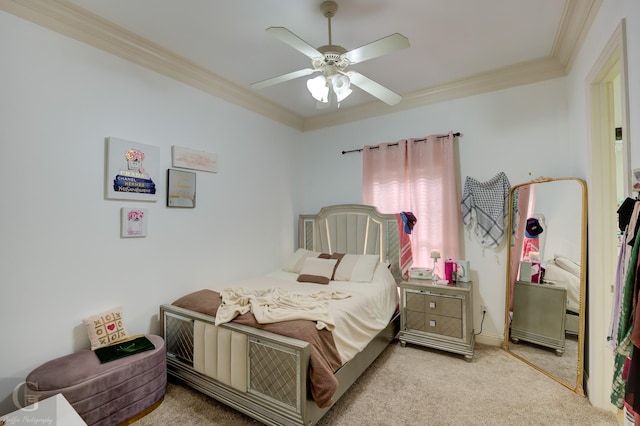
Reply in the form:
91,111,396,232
0,11,302,413
298,78,571,346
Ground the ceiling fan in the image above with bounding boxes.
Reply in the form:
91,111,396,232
250,1,410,108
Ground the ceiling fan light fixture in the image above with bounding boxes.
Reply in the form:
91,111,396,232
332,74,350,94
307,75,329,102
335,88,352,103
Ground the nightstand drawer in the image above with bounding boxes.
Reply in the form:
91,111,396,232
406,291,462,319
406,311,462,338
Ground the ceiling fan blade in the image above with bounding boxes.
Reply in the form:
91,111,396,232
266,27,323,59
348,71,402,105
250,68,316,89
344,33,410,64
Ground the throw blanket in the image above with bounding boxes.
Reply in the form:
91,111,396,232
215,287,351,330
461,171,512,248
171,289,343,408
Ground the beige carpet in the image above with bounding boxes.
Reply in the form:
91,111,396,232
133,342,617,426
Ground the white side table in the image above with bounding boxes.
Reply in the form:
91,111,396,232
0,393,87,425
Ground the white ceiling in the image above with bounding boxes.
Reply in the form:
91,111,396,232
2,0,601,130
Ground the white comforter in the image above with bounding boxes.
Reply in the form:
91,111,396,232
209,262,399,364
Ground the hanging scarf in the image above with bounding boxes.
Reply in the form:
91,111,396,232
461,172,512,248
396,212,416,279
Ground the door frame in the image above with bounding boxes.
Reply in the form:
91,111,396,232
585,19,630,409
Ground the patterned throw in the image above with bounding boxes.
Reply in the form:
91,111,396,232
461,172,512,249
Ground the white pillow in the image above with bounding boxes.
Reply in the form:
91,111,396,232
554,255,581,278
283,248,320,273
297,257,338,284
334,254,380,282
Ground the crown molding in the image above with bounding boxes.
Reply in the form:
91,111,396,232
303,56,566,131
1,0,597,131
551,0,603,72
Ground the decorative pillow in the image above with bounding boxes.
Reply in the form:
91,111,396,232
297,257,338,284
283,248,321,273
318,252,345,279
334,254,380,282
83,306,129,350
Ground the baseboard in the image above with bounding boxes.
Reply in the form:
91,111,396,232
475,333,504,347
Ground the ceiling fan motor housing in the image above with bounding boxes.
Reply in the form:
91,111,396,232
315,45,349,73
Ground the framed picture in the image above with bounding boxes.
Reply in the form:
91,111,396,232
171,146,218,173
456,260,470,282
121,208,148,238
167,169,196,208
106,137,160,201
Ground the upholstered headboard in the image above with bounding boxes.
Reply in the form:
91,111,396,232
298,204,402,283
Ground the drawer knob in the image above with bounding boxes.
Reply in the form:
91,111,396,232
429,301,436,309
429,320,436,327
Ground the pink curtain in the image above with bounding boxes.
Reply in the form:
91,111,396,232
363,132,460,267
508,184,535,309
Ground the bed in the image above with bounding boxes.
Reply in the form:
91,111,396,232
160,204,402,426
541,255,581,335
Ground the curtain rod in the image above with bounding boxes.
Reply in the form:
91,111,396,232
341,132,461,155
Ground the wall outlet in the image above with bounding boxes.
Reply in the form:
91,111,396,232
481,305,488,315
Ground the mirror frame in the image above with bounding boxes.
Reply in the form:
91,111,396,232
502,176,587,395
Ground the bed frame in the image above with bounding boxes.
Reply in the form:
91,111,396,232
160,204,401,426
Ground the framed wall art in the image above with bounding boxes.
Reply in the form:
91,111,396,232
171,146,218,173
167,169,196,208
106,137,160,201
121,207,148,238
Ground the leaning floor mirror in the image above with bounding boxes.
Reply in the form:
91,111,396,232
502,177,587,395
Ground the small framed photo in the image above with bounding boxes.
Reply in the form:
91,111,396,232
121,208,148,238
456,260,470,282
167,169,196,208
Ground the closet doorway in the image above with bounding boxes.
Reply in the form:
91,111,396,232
586,19,630,410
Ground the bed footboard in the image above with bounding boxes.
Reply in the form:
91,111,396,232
160,304,400,426
161,304,315,426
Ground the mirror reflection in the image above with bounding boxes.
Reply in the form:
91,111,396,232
503,177,586,395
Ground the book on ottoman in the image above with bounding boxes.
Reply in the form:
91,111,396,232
94,335,155,364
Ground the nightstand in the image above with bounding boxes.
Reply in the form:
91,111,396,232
399,280,474,361
510,280,567,356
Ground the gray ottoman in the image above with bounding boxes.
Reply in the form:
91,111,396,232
24,334,166,426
